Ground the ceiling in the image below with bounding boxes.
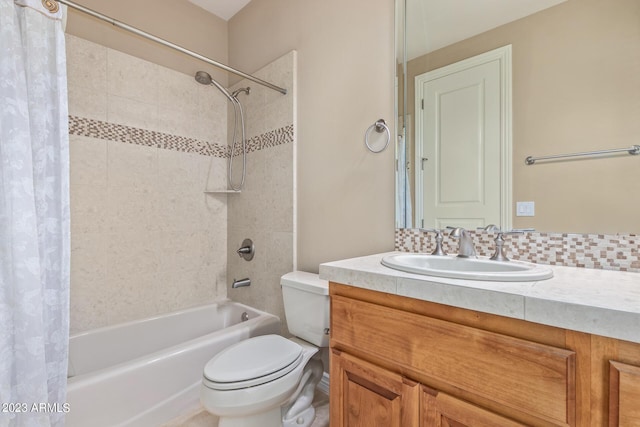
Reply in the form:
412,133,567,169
187,0,252,21
401,0,567,60
186,0,567,57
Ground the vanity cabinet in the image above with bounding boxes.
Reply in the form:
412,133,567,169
609,361,640,425
329,282,640,427
421,386,527,427
331,350,419,427
331,349,524,427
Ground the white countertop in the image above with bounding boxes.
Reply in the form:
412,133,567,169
319,251,640,344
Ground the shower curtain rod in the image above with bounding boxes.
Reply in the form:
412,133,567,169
55,0,288,95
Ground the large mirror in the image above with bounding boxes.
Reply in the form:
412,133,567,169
396,0,640,234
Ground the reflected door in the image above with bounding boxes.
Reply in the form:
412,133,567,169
415,46,512,230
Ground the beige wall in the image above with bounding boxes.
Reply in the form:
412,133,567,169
64,0,229,84
406,0,640,234
229,0,397,272
67,0,397,274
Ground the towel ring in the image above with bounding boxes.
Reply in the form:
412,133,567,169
365,119,390,153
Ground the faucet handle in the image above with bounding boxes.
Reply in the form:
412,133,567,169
445,226,464,236
477,224,500,232
420,227,441,235
419,228,447,256
490,231,523,262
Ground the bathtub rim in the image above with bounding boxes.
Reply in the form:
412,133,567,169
67,299,280,380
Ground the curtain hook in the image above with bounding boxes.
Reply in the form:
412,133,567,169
42,0,60,13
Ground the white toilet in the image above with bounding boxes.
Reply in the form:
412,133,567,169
200,271,329,427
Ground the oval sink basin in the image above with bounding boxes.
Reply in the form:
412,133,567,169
381,254,553,282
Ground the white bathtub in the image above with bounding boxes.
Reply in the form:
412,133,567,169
66,301,280,427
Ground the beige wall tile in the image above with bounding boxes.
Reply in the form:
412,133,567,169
68,84,107,122
203,156,228,192
67,36,230,333
65,34,107,93
226,53,296,334
70,183,107,235
67,36,295,334
197,85,228,145
157,104,200,141
70,231,108,334
107,140,158,188
105,270,161,325
70,135,107,186
107,49,158,105
107,94,158,130
66,35,107,121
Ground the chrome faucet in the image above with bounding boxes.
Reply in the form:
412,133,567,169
478,224,500,232
447,227,477,258
490,231,524,262
232,278,251,288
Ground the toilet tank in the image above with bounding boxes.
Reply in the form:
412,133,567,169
281,271,329,347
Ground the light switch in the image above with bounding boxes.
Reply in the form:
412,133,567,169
516,201,535,217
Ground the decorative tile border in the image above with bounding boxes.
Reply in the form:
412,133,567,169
233,125,295,155
69,116,294,157
396,228,640,273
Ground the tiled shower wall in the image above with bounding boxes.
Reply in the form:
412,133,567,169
67,35,230,334
227,51,297,335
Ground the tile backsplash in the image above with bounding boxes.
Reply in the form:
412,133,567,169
396,229,640,273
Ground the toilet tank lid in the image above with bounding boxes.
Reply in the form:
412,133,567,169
281,271,328,295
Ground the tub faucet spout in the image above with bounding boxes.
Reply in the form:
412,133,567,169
232,278,251,288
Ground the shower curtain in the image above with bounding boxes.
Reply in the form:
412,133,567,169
396,133,412,228
0,1,70,426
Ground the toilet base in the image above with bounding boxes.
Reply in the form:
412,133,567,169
218,407,281,427
201,338,323,427
283,406,315,427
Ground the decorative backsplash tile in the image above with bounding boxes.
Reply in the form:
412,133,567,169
396,228,640,273
69,115,293,158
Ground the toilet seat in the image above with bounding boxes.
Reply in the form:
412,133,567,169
203,335,303,391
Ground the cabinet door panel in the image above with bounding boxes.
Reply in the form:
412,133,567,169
609,361,640,426
331,349,419,427
332,295,575,425
422,386,527,427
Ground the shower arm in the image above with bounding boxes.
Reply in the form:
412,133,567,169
55,0,287,96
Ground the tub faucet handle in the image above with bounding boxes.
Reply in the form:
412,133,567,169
237,238,254,261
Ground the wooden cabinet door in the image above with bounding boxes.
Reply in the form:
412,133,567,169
610,361,640,426
331,294,576,425
422,386,527,427
330,349,419,427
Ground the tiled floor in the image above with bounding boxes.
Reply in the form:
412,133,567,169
163,390,329,427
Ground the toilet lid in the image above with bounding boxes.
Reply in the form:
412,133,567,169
203,335,303,386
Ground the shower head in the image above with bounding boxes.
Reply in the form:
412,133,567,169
232,87,251,98
194,70,235,103
194,70,212,85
